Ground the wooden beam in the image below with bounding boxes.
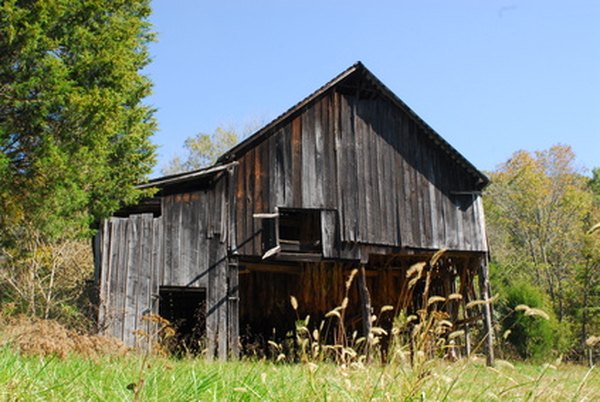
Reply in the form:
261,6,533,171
478,258,495,367
357,264,373,362
227,256,240,359
241,262,302,275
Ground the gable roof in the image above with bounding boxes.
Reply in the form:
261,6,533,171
217,61,488,188
146,62,488,189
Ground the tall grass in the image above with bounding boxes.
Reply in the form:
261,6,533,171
0,346,597,401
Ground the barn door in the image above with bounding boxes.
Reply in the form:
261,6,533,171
97,214,162,347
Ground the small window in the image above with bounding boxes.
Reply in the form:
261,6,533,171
255,208,322,259
278,209,321,253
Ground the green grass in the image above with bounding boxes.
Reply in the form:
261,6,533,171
0,347,597,401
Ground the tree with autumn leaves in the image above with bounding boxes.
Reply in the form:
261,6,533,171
485,145,600,360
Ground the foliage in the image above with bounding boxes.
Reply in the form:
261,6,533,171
162,127,238,175
590,168,600,204
485,145,600,360
0,0,156,242
0,231,95,328
498,281,561,359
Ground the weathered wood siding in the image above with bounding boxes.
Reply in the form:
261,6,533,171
97,175,236,358
97,214,161,346
234,89,487,258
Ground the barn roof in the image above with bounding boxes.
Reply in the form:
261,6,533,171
145,62,489,189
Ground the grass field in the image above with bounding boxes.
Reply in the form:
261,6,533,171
1,346,598,401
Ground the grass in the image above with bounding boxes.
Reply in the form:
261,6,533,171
0,346,598,401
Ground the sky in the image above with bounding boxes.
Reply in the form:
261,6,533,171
145,0,600,177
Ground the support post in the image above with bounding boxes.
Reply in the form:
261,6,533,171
357,263,372,361
462,267,472,357
227,255,240,359
478,258,495,367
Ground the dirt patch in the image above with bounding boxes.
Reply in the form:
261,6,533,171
0,315,129,359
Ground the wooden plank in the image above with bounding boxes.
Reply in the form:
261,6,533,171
246,149,257,256
227,256,240,358
216,239,228,360
268,134,283,213
281,125,293,208
235,155,246,254
478,258,495,366
321,94,335,208
261,139,271,218
340,94,358,242
291,116,302,208
107,219,120,336
333,91,345,239
354,98,368,243
123,215,140,346
253,144,264,253
182,196,194,284
98,219,111,332
137,214,153,348
404,116,418,247
162,196,173,285
114,218,127,341
206,237,217,360
358,264,373,361
301,107,317,207
195,191,208,288
321,210,338,259
152,216,162,311
475,195,488,252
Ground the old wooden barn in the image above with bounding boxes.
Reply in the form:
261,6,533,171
93,62,494,363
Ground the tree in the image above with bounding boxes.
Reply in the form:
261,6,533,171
0,0,156,241
485,145,599,359
162,127,238,175
0,1,156,320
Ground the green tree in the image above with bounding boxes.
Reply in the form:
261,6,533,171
162,127,238,175
0,1,156,320
0,0,156,241
485,145,592,320
485,145,599,359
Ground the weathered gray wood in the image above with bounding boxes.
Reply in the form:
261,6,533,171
358,264,373,361
227,255,240,358
98,219,111,332
97,68,491,357
138,214,153,348
479,258,495,366
123,215,139,346
114,219,128,340
216,238,228,360
321,210,338,259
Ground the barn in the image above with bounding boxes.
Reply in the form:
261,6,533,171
93,62,494,364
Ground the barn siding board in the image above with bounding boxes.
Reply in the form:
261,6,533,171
114,219,127,340
196,193,208,287
340,94,358,242
291,117,302,209
98,220,111,329
227,257,240,357
314,101,326,207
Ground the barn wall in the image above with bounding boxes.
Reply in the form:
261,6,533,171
97,175,236,358
97,214,161,346
233,90,487,257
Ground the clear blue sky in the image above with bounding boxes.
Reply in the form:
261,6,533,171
145,0,599,176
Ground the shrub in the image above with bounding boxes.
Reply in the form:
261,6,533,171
499,281,562,360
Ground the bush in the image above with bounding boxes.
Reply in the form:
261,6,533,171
499,281,562,360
